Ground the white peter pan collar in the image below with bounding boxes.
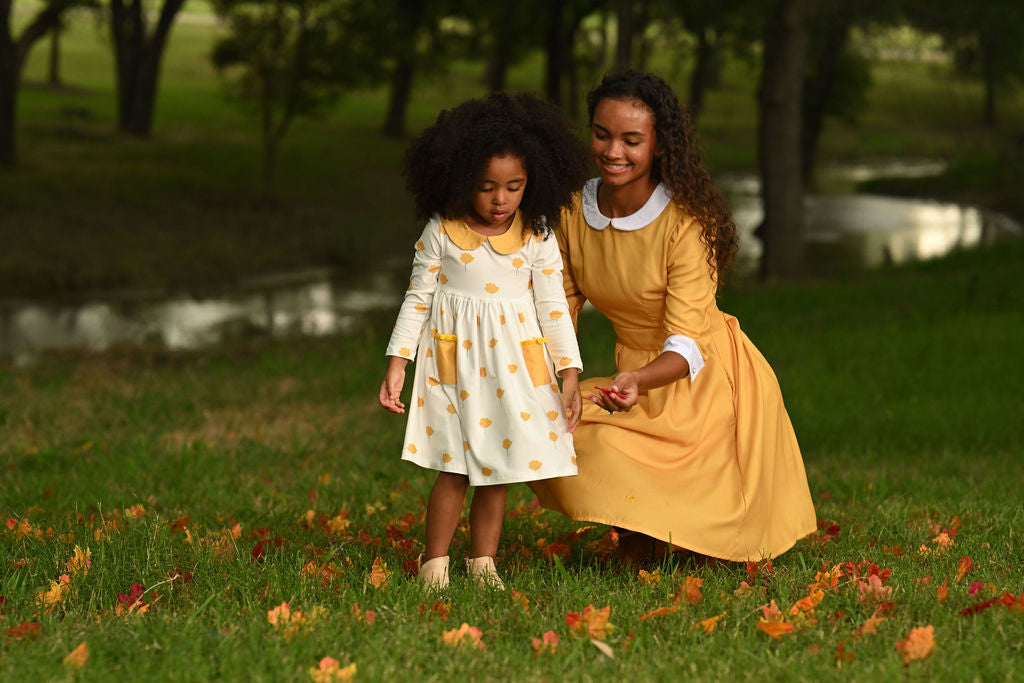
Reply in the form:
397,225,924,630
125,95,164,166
581,177,674,231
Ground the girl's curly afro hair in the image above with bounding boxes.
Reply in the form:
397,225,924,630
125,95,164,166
404,92,589,236
588,70,738,284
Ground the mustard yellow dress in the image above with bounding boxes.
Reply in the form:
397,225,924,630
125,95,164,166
529,180,816,561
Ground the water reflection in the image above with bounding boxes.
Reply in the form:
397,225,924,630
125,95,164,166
724,183,1022,276
3,161,1022,361
0,268,403,365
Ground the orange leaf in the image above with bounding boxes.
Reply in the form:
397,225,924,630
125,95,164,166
678,575,704,606
895,625,935,665
692,612,726,634
368,557,391,589
936,578,949,604
62,641,89,672
638,606,677,621
756,619,794,640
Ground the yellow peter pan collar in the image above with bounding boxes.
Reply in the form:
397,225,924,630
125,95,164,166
440,212,532,254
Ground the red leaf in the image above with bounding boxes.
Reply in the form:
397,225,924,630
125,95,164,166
6,622,42,640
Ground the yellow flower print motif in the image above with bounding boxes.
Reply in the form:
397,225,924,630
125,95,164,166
442,453,452,463
559,357,572,367
518,312,526,323
399,347,411,357
407,444,418,454
480,367,487,378
463,440,470,452
476,315,481,326
571,455,577,465
416,241,425,251
484,282,499,295
496,388,505,399
426,426,434,436
548,432,558,443
550,383,560,392
415,304,428,312
429,264,441,273
502,438,512,453
528,460,543,470
549,310,563,320
479,418,493,428
426,348,434,358
460,390,470,400
508,364,518,374
462,340,473,351
499,315,506,325
542,268,555,276
481,467,492,477
427,377,440,387
460,253,474,270
446,403,456,414
489,338,498,348
417,397,425,407
520,412,531,421
528,279,533,290
546,410,559,421
512,257,524,273
440,274,449,285
407,283,413,291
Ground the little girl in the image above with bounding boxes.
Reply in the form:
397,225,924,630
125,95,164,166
379,93,589,590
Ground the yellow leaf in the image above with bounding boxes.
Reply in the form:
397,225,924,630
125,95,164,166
62,641,89,672
369,557,391,589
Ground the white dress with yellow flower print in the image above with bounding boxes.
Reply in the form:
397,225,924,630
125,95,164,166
386,213,582,486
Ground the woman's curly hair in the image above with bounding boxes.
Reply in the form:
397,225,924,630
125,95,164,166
588,70,738,283
404,92,589,237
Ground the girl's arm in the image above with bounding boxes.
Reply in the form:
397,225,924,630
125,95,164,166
380,217,443,411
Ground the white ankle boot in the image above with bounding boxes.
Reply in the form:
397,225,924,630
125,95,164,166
465,556,505,590
417,554,450,590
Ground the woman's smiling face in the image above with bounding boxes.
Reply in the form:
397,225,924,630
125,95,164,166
589,97,658,188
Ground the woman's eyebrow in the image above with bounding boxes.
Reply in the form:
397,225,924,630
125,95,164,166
592,122,647,138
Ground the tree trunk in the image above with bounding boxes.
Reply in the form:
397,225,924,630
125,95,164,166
800,17,849,187
485,38,510,92
1,0,67,165
688,25,712,118
0,46,15,165
111,0,184,137
614,0,632,68
980,44,997,127
757,0,807,280
545,0,566,105
48,24,60,85
382,59,415,138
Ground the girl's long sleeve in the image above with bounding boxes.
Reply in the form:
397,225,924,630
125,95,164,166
385,216,443,361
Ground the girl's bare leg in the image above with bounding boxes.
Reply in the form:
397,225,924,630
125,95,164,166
468,484,507,558
424,472,469,560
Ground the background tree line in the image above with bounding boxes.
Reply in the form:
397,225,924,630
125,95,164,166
2,0,1022,279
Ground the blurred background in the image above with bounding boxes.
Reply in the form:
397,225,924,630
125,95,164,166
2,0,1022,361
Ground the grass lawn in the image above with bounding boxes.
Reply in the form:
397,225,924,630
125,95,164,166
2,241,1022,679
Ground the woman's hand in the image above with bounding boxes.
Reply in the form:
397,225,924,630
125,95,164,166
560,369,582,432
588,371,639,413
379,356,410,413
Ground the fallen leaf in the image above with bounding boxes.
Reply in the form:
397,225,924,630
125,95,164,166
895,625,935,665
62,641,88,672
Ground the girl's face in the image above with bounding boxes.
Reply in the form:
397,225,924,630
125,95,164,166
589,97,658,188
469,154,527,231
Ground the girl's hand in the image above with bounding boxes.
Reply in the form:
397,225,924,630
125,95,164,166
379,357,409,413
588,371,639,414
560,371,582,432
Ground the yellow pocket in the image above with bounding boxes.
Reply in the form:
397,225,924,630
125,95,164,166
520,337,551,387
435,333,457,384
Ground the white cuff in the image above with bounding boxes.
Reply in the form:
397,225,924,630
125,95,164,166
662,334,704,381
